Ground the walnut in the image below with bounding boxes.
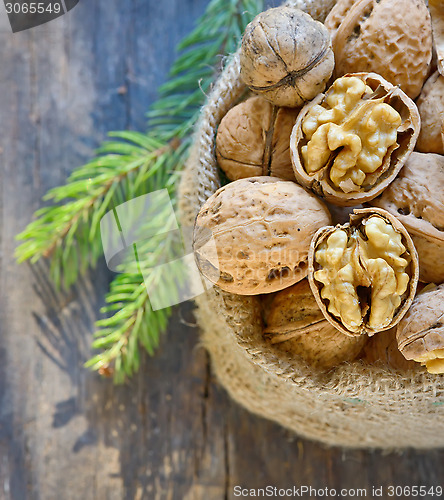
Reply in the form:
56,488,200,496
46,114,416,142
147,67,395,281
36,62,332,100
322,0,353,38
216,96,299,182
308,208,419,336
416,72,444,155
263,279,367,369
397,284,444,374
193,177,331,295
371,152,444,284
240,7,334,108
429,0,444,76
325,0,432,99
290,73,420,206
361,328,418,371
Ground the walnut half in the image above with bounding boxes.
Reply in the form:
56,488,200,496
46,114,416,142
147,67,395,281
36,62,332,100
308,208,419,336
290,73,420,206
370,152,444,284
397,284,444,374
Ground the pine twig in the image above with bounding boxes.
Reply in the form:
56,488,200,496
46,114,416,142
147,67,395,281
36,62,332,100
16,133,181,289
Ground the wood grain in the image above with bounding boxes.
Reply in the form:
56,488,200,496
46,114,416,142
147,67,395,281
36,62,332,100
0,1,444,499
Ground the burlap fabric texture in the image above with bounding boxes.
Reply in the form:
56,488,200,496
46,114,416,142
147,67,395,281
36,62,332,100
178,0,444,449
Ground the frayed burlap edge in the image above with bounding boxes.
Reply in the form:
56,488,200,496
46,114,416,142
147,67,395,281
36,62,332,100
178,0,444,449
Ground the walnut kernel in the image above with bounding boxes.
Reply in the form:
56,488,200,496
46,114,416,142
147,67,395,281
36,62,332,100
371,152,444,283
290,73,420,206
309,208,419,336
301,76,401,191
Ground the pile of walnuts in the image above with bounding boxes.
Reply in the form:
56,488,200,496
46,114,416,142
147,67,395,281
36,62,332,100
193,2,444,374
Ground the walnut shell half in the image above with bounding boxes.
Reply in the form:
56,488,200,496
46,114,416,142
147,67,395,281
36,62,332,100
397,284,444,374
370,152,444,283
308,208,419,336
290,73,420,206
263,279,367,369
193,177,331,295
216,96,299,182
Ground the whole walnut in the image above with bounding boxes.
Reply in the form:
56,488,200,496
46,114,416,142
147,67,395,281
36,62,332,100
193,177,331,295
361,328,418,371
309,208,419,337
322,0,354,38
416,72,444,155
240,7,334,107
429,0,444,76
371,152,444,283
397,284,444,374
216,96,299,182
325,0,432,99
264,279,367,370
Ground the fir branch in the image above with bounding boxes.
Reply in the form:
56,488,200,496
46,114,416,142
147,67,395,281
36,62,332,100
16,0,264,382
85,204,184,383
16,132,180,289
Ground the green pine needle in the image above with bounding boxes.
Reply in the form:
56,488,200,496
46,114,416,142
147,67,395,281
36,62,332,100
16,133,175,290
15,0,264,382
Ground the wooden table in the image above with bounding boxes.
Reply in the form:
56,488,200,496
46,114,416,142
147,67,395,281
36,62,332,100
1,1,444,498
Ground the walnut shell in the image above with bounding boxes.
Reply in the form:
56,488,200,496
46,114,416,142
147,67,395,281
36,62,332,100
323,0,354,38
416,72,444,155
308,207,419,337
290,73,420,206
361,328,418,371
397,283,444,374
216,96,299,182
429,0,444,76
193,177,331,295
370,152,444,283
263,279,367,369
240,7,334,108
325,0,432,99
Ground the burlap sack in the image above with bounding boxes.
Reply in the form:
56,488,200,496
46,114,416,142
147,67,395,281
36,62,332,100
179,0,444,449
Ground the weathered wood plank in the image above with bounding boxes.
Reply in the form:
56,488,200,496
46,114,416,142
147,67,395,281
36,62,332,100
0,1,211,498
